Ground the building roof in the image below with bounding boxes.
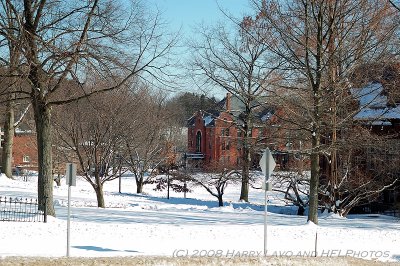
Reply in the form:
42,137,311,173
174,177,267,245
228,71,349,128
187,94,275,128
187,110,220,127
352,82,400,125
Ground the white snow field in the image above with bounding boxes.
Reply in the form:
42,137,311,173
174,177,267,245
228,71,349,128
0,172,399,264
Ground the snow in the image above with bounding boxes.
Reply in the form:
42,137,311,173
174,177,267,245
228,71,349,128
203,115,214,126
352,82,400,122
1,173,400,262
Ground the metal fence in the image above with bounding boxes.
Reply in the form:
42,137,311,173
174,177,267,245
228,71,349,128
0,196,47,223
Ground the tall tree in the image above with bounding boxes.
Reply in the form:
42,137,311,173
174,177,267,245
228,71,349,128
166,92,218,126
0,0,176,215
250,0,398,223
0,0,24,178
189,22,281,202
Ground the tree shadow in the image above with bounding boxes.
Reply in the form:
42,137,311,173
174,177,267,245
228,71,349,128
73,245,138,253
117,192,298,215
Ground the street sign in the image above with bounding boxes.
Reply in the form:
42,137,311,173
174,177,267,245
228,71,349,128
66,163,77,186
259,148,276,180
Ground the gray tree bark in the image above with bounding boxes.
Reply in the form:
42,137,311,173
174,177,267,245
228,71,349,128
2,101,14,178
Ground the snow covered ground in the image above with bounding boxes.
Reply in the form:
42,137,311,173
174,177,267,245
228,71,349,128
0,172,399,263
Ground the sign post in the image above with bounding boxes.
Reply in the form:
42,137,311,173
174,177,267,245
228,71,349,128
259,149,276,257
66,163,77,257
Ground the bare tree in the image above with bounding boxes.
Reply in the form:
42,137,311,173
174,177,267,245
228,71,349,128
122,87,171,194
0,0,177,215
53,89,130,207
271,171,310,216
250,0,398,223
191,162,241,207
0,0,27,178
189,20,281,202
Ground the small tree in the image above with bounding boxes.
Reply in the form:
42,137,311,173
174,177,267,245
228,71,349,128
271,171,310,216
191,162,241,207
54,89,130,207
152,169,191,199
123,88,169,193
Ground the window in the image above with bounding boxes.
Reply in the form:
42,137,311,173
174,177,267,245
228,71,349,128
23,155,30,163
0,133,3,148
221,128,229,137
196,131,201,152
237,140,243,150
222,141,230,150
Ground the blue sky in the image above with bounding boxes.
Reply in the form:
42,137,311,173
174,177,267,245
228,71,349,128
147,0,253,37
145,0,255,97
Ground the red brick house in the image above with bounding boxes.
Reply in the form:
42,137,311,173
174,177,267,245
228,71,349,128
0,130,38,173
1,130,82,176
186,94,280,168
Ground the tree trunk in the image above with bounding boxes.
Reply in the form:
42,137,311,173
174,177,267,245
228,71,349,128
297,205,305,216
22,0,55,216
239,147,250,202
167,173,170,199
136,178,143,193
308,134,320,224
95,184,105,208
2,102,14,178
218,195,224,207
239,116,251,202
34,101,55,216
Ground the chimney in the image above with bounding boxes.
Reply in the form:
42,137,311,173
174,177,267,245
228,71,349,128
226,93,231,112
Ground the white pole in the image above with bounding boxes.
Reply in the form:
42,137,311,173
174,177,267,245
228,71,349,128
67,184,71,257
264,183,268,256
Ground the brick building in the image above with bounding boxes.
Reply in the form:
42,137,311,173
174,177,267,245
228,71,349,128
186,93,279,168
0,130,81,176
0,130,38,173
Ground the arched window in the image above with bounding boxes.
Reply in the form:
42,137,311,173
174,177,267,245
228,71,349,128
196,131,202,152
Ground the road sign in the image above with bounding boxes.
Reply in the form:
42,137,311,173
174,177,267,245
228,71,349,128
66,163,77,186
259,148,276,180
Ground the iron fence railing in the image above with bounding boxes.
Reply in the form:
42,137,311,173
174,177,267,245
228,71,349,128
0,196,47,223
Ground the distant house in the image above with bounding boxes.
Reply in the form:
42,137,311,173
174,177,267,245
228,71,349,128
186,93,283,169
352,82,400,129
352,82,400,212
0,129,73,176
0,130,38,174
319,82,400,214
